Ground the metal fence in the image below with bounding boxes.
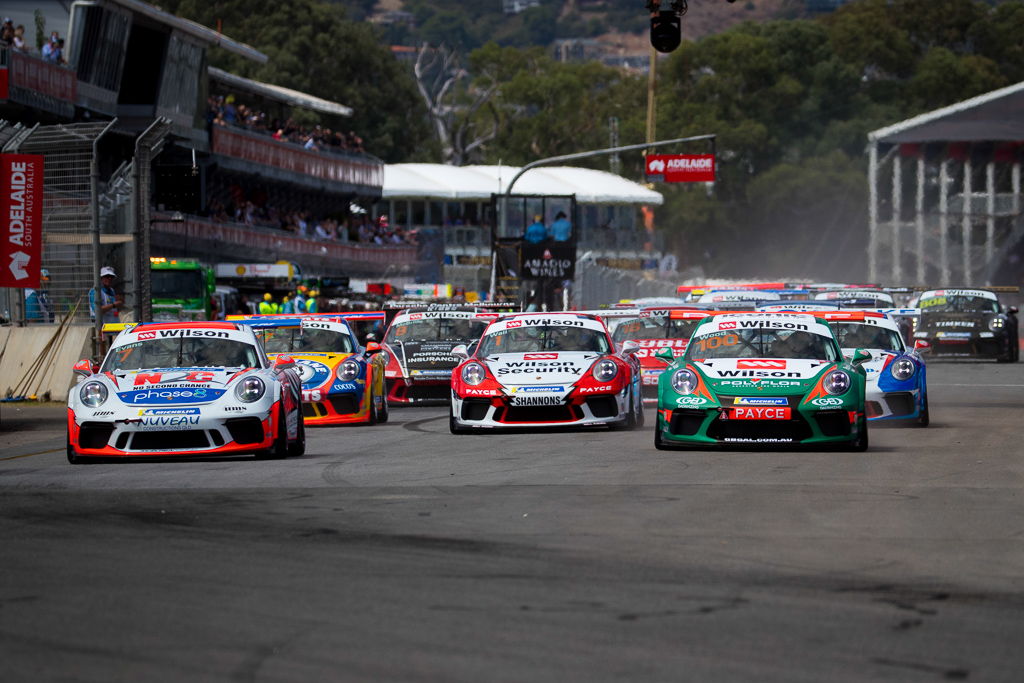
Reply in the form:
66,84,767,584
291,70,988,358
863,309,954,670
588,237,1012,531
572,255,688,310
2,121,118,327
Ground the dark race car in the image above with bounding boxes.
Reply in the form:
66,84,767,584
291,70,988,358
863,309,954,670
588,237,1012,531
911,288,1019,362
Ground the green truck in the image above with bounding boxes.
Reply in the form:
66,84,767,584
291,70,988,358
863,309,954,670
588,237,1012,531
150,257,216,321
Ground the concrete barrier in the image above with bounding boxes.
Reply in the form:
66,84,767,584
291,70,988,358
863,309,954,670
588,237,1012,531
0,324,93,401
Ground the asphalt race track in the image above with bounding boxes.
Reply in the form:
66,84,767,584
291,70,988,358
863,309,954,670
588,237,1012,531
1,361,1023,682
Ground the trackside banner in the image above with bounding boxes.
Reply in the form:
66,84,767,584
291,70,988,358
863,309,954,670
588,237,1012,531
1,154,44,288
645,154,716,183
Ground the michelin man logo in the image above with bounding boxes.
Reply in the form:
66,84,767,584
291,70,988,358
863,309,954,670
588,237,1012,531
648,158,666,173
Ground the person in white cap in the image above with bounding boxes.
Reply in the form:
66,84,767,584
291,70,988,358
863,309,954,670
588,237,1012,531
90,266,123,323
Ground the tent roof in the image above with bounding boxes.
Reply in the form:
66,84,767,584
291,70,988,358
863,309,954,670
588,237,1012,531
382,164,663,205
208,68,353,117
868,80,1024,144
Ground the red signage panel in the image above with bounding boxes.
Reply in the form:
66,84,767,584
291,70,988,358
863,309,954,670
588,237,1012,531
9,51,76,103
645,154,716,183
1,154,45,288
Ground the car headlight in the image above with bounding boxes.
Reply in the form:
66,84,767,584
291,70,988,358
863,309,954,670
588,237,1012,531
592,358,618,383
338,360,360,382
823,370,851,395
234,376,266,403
890,357,916,381
462,362,486,386
989,317,1005,331
79,381,108,407
671,368,698,395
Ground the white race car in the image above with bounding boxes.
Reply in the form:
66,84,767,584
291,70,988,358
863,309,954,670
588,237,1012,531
67,321,305,462
448,313,643,432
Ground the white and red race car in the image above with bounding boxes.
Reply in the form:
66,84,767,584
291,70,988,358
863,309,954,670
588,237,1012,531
610,308,710,401
66,321,305,462
449,312,643,432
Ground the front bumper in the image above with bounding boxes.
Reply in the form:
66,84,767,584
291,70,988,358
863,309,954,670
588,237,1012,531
67,405,278,458
656,399,864,447
302,386,375,425
920,333,1008,359
865,386,923,423
386,376,452,404
452,390,629,429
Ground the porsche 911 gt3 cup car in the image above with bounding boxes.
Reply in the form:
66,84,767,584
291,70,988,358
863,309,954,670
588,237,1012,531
611,308,710,401
655,312,869,450
245,316,387,425
822,311,929,426
66,321,305,462
910,288,1019,362
449,312,643,432
382,306,498,404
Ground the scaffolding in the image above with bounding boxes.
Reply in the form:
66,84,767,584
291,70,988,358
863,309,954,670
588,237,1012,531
867,82,1024,286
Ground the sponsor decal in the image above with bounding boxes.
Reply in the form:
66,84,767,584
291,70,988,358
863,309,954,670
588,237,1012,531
302,389,322,402
138,415,201,429
718,370,801,378
329,382,360,393
507,320,522,328
811,397,844,407
511,385,565,393
464,388,496,396
496,361,583,376
154,329,230,339
728,407,791,420
577,385,613,394
733,397,788,406
296,358,333,386
719,380,802,388
511,395,564,407
91,410,115,416
720,322,737,329
723,437,795,443
118,388,225,404
737,360,787,369
139,331,157,340
224,406,247,412
524,353,559,360
133,371,216,386
676,396,709,406
138,408,201,416
934,320,975,327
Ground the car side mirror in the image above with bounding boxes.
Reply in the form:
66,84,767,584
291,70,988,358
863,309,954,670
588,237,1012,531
655,347,675,361
274,354,296,370
451,344,469,360
913,339,931,353
73,358,96,377
852,349,872,364
365,342,382,355
620,340,640,355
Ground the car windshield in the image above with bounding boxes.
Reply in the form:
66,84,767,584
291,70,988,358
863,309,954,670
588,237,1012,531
478,325,610,355
685,328,839,361
919,294,998,313
830,322,904,351
612,315,699,342
103,338,260,371
385,318,489,343
257,327,355,354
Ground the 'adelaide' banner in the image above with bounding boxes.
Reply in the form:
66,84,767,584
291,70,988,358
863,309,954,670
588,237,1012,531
645,154,716,183
1,154,44,288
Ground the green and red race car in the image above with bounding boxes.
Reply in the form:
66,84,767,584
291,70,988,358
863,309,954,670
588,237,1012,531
655,312,870,451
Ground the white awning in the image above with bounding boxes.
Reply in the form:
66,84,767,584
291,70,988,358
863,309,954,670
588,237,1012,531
382,164,663,205
208,67,353,117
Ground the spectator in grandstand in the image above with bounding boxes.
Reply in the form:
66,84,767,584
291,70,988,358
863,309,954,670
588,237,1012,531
89,267,123,323
524,215,547,244
41,34,58,61
12,24,28,52
549,211,572,241
1,18,13,46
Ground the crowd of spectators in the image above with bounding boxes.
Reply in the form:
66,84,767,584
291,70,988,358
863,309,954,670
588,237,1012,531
206,94,366,155
204,194,417,248
1,19,65,64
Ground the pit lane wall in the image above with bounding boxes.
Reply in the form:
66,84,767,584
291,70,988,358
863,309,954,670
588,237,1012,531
0,324,92,401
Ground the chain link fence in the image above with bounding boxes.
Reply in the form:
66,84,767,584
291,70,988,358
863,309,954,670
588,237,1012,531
572,254,695,309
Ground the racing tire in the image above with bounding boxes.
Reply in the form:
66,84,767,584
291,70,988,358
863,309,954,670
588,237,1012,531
288,412,306,457
449,402,469,435
916,396,930,428
635,389,646,429
256,404,289,460
377,389,390,424
654,428,674,451
610,388,637,431
367,391,379,426
848,417,869,452
66,435,84,464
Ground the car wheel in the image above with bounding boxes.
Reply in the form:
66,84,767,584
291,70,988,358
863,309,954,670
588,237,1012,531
654,427,673,451
916,396,930,427
449,402,468,434
635,387,646,429
66,434,83,464
288,412,306,457
849,417,869,452
367,390,379,426
257,404,289,459
377,384,390,423
610,388,636,431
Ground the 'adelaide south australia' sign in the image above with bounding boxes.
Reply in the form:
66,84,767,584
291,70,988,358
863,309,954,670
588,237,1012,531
645,154,715,183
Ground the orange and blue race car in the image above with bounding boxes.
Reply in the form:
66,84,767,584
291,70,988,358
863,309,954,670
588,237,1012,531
240,315,388,425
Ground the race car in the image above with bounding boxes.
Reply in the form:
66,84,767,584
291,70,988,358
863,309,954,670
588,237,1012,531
611,308,710,401
910,288,1019,362
382,305,499,404
822,311,929,426
655,312,869,450
66,321,305,462
246,316,387,425
449,312,643,432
